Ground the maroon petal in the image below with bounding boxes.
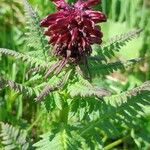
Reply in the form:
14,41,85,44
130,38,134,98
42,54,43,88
75,0,100,9
74,0,85,9
58,32,71,43
83,0,100,7
40,12,64,27
51,0,69,9
70,27,78,43
83,18,95,29
48,23,67,32
85,10,107,23
81,37,86,49
88,36,101,44
49,35,59,44
87,27,102,38
56,17,70,26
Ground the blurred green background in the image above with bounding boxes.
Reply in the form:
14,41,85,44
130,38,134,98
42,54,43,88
0,0,150,149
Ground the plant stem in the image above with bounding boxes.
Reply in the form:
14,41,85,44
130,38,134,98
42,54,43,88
103,135,129,150
26,112,43,132
59,105,69,123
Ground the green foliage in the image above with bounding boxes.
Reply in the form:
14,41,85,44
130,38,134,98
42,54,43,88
0,77,36,96
33,125,77,150
0,48,49,68
36,70,72,101
23,0,49,55
0,123,30,150
0,0,150,150
95,29,142,62
89,58,142,77
68,74,111,97
33,81,150,149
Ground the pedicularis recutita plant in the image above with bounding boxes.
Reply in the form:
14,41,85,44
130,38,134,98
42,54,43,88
0,0,150,149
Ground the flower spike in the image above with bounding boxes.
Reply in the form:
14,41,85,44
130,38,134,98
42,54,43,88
41,0,106,76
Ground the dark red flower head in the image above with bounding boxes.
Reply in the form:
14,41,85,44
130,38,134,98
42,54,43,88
40,0,106,62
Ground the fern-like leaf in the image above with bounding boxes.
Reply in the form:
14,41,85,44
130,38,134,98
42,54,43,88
96,29,142,61
33,124,87,150
0,48,49,68
23,0,49,55
104,81,150,104
89,58,142,77
0,123,30,150
33,129,75,150
0,77,38,96
68,75,111,98
80,81,150,138
36,70,72,101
